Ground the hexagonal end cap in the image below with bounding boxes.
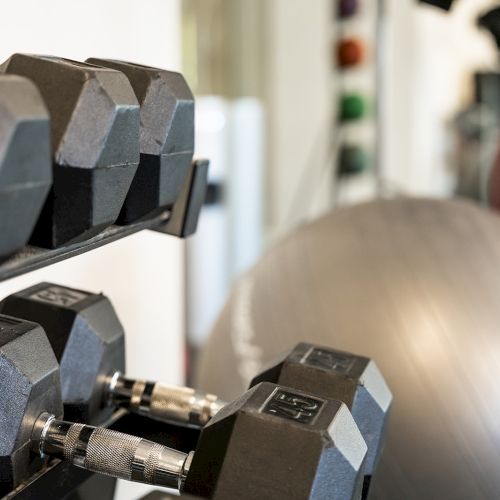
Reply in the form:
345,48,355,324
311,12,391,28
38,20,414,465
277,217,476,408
184,382,367,499
86,58,194,155
0,74,52,259
1,54,140,169
250,342,393,476
0,315,62,492
0,282,125,424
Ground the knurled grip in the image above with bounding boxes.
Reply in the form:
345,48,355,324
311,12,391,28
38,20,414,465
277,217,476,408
84,427,143,479
34,413,189,489
150,384,205,424
108,373,226,427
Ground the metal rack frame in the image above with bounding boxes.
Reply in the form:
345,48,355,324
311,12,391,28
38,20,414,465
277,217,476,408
0,160,208,283
0,159,209,499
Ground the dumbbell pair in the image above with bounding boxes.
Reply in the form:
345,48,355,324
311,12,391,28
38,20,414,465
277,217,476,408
0,282,392,499
108,342,392,497
0,53,195,259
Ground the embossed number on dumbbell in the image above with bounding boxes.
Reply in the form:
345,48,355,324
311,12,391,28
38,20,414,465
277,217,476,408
251,342,393,496
261,388,324,424
301,347,355,374
30,286,88,307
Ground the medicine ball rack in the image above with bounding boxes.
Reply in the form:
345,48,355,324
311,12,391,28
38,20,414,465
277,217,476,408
1,159,209,500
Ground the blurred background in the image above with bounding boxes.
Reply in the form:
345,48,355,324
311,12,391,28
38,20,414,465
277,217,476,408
1,0,500,497
183,0,500,368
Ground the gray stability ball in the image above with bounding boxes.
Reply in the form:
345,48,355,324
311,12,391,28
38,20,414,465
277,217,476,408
197,197,500,500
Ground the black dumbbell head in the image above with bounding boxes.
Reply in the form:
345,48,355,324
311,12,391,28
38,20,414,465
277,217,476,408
250,343,392,476
0,54,140,247
87,58,195,224
0,75,51,260
0,315,62,495
0,282,125,424
184,382,367,500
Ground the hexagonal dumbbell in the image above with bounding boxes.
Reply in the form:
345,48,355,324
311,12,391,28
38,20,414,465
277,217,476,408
0,315,367,499
0,54,140,248
250,343,393,498
0,315,188,496
86,58,195,225
0,315,61,492
0,75,52,260
183,381,367,499
0,282,225,426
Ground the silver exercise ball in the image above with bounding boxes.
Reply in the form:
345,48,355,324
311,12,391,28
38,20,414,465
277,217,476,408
197,198,500,499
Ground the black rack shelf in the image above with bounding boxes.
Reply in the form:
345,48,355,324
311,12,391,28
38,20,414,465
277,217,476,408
0,159,208,283
0,212,171,283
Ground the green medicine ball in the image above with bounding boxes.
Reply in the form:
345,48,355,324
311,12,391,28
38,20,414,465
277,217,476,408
338,144,368,175
340,93,366,121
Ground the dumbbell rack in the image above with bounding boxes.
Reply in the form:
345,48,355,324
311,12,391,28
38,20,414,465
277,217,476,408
1,160,209,500
0,160,208,282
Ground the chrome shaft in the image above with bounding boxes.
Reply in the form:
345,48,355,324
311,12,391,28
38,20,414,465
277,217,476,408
107,372,225,427
33,413,191,490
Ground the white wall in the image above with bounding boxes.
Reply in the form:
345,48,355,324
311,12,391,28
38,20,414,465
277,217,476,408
0,2,183,499
187,97,264,347
263,0,499,241
265,0,333,237
0,0,181,69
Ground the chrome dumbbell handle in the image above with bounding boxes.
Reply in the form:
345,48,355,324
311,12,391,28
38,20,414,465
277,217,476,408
32,413,193,490
107,372,226,427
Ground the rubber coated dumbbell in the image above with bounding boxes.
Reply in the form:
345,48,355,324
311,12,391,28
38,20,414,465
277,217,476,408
0,282,226,426
0,54,140,248
0,315,367,499
0,75,52,260
86,58,195,225
183,381,367,499
250,343,393,498
0,315,194,496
